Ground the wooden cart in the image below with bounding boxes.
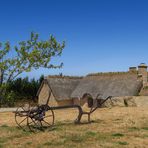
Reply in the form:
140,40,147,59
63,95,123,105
14,93,112,132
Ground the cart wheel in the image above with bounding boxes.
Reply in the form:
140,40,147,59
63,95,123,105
15,105,30,131
27,105,54,132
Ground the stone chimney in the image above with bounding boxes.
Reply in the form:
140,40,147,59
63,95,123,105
129,67,137,73
138,63,148,86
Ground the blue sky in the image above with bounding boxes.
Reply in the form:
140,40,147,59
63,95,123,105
0,0,148,78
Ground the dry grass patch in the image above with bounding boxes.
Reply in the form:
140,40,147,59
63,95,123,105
0,107,148,148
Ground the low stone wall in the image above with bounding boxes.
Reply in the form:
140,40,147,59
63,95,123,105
104,96,148,107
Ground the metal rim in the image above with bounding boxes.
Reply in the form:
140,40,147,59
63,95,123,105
15,106,30,131
27,105,54,132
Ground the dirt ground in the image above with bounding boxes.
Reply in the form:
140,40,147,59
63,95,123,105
0,107,148,148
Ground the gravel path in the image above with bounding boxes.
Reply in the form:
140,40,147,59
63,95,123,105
0,108,17,112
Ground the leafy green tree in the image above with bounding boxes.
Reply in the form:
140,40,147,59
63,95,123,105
2,75,44,106
0,32,65,105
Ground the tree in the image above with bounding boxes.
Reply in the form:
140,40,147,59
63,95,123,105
38,74,44,85
6,75,43,100
0,32,65,103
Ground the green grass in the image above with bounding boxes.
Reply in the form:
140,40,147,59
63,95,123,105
0,124,31,135
142,127,148,130
43,130,110,147
143,134,148,138
0,138,7,144
0,124,21,133
117,141,128,145
0,124,32,147
0,137,9,148
85,131,97,137
0,124,13,131
0,124,9,128
26,142,32,145
0,144,4,148
44,140,66,146
128,127,140,131
0,108,148,148
112,133,124,137
43,134,85,147
0,123,146,148
68,134,85,143
143,86,148,90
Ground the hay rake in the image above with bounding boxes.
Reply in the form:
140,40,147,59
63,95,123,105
14,94,112,132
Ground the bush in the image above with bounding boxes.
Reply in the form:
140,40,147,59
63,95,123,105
0,75,44,107
0,91,16,107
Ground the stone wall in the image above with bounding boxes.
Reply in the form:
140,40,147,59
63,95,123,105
104,96,148,107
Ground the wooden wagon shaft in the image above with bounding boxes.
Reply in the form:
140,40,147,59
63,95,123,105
90,96,112,114
14,94,113,132
48,105,83,123
47,96,112,123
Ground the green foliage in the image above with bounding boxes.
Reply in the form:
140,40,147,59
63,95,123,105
8,75,43,99
0,32,65,105
0,32,64,84
3,91,16,107
0,75,44,106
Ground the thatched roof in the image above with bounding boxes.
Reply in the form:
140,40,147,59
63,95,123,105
46,75,83,79
87,71,137,76
40,76,82,101
71,73,142,99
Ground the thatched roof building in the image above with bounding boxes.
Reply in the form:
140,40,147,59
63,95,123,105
37,76,82,106
71,73,142,99
45,76,82,100
38,63,148,106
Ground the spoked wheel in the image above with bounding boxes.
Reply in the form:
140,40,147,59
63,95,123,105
15,105,30,131
27,105,54,132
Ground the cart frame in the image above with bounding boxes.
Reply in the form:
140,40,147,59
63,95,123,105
14,93,112,132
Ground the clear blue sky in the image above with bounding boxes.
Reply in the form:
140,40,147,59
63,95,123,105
0,0,148,78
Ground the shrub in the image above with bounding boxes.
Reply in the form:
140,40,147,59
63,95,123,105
0,75,44,106
2,91,16,107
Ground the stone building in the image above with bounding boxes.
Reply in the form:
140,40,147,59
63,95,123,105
37,63,148,106
138,63,148,87
37,76,82,106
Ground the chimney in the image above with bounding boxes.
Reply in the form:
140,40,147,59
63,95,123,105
129,67,137,73
138,63,148,86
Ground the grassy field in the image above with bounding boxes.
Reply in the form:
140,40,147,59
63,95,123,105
0,107,148,148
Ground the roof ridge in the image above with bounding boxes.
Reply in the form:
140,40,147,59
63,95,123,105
87,71,137,77
45,75,83,79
